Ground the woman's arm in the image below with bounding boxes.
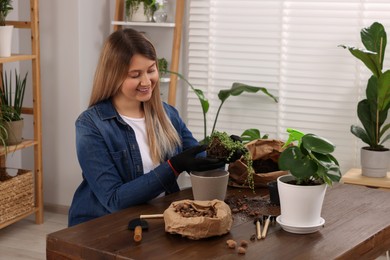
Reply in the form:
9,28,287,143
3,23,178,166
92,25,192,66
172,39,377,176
76,115,178,213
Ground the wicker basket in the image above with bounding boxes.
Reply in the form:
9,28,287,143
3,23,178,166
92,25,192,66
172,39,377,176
0,168,34,224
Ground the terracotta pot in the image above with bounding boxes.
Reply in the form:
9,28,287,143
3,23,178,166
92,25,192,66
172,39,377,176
5,119,24,145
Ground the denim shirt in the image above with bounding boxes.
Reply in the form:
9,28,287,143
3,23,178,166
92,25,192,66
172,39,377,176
68,99,199,226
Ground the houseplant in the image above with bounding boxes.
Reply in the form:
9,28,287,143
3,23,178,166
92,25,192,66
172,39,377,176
125,0,156,22
190,131,256,200
339,22,390,177
0,69,28,145
158,57,168,78
276,128,341,234
0,0,13,57
162,70,278,143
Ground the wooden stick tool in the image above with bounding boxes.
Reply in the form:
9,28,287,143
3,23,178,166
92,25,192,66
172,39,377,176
254,218,263,240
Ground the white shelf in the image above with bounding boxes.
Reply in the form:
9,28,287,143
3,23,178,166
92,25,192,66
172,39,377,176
111,21,175,28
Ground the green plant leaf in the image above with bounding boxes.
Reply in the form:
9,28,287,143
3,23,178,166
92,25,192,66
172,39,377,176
0,69,28,122
339,45,379,77
366,75,378,103
278,146,317,180
357,99,376,145
350,125,371,146
377,70,390,111
301,134,335,154
380,123,390,140
361,22,386,72
311,152,334,167
283,128,305,148
218,82,278,103
240,128,269,144
380,132,390,144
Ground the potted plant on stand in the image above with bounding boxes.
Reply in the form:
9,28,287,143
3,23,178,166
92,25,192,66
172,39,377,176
0,69,28,145
0,0,13,57
276,128,341,234
339,22,390,178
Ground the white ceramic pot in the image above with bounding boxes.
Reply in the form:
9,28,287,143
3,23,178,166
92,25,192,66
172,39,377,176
190,169,229,201
361,148,390,178
277,174,327,227
0,25,14,57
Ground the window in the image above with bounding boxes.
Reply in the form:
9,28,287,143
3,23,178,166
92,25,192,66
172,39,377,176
185,0,390,173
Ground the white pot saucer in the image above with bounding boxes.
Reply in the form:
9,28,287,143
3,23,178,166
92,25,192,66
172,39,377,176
276,215,325,234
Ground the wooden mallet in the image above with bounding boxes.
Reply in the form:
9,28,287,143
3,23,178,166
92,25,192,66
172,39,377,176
128,218,149,242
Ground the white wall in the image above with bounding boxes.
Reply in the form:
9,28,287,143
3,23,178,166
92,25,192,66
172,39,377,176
38,0,112,207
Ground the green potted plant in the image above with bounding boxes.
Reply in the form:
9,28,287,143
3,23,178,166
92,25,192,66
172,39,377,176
0,69,28,145
0,0,13,57
157,57,168,79
190,131,256,200
157,70,279,191
125,0,156,22
339,22,390,178
276,128,341,234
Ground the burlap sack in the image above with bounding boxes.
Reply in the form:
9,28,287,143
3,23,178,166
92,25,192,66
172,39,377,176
164,199,233,240
228,139,288,188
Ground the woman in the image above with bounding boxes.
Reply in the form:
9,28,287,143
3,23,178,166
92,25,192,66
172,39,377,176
68,29,223,227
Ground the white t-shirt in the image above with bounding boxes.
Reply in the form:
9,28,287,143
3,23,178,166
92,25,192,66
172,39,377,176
120,115,157,173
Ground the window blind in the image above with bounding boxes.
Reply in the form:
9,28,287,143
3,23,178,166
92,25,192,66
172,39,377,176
185,0,390,173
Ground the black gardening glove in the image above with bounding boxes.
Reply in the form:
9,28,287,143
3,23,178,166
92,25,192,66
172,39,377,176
226,135,247,163
169,145,225,173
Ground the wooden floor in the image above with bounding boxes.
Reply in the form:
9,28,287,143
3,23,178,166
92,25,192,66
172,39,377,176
0,211,67,260
0,210,388,260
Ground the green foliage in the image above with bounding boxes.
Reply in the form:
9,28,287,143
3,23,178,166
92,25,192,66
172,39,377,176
240,128,268,144
208,131,255,190
162,70,278,143
278,128,341,186
157,57,168,77
0,69,28,121
0,0,13,26
125,0,157,19
339,22,390,150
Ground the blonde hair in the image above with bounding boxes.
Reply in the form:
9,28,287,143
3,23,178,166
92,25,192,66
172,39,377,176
89,29,181,163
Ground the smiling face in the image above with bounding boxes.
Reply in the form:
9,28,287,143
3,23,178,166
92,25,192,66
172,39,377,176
112,54,159,116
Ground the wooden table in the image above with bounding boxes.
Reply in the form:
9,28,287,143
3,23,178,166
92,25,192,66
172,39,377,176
47,184,390,259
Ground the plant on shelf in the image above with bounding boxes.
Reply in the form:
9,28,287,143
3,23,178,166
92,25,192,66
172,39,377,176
125,0,157,22
160,70,278,144
339,22,390,151
339,21,390,177
0,69,28,145
0,0,13,57
0,0,13,26
157,57,168,78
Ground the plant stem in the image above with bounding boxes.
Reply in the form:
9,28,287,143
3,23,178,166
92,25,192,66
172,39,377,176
377,37,383,145
211,100,225,135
